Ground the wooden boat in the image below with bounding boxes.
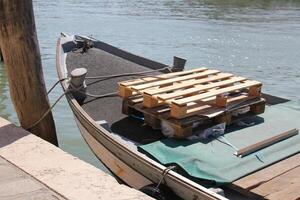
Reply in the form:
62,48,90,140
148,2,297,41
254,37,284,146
56,33,300,200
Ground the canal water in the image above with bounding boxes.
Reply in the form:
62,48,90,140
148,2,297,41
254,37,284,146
0,0,300,170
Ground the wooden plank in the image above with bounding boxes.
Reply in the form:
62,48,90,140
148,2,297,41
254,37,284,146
235,129,299,158
143,73,233,95
131,69,220,91
157,76,247,101
170,94,253,119
251,166,300,198
233,154,300,190
120,67,208,86
265,180,300,200
172,80,261,106
153,94,251,118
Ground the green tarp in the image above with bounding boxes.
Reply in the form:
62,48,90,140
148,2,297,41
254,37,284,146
139,102,300,185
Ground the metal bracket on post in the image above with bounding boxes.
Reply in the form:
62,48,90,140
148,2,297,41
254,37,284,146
171,56,186,72
69,68,87,104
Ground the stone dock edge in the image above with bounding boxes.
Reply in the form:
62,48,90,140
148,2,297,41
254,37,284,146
0,117,152,200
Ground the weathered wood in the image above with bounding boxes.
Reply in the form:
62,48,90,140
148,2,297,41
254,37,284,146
252,166,300,199
0,48,3,61
264,179,300,200
0,0,58,145
230,154,300,199
233,154,300,190
234,129,299,157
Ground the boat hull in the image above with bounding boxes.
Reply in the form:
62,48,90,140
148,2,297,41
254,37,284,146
56,34,227,200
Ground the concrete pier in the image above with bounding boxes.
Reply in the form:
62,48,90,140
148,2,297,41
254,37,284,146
0,117,152,200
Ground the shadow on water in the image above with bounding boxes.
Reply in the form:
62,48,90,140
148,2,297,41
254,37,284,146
0,62,11,120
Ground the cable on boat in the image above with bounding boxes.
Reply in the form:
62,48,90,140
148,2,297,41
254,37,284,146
47,78,69,95
25,90,69,130
84,66,172,79
25,79,117,130
78,90,118,98
155,165,177,192
86,73,168,88
216,136,239,151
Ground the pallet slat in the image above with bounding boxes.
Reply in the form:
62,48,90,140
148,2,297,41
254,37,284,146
120,67,208,87
143,73,233,95
131,69,220,91
157,76,247,101
172,80,262,106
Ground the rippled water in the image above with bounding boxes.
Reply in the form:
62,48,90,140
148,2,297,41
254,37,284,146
0,0,300,169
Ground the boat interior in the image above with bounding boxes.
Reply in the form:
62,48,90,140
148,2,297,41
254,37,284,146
65,37,289,145
62,35,299,200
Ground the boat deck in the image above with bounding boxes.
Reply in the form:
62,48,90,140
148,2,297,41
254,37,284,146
66,44,299,200
67,47,166,144
232,154,300,200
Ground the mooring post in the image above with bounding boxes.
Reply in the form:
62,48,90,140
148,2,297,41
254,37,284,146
0,0,58,145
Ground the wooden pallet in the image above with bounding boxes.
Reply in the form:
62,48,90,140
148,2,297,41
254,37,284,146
118,67,266,138
122,94,265,138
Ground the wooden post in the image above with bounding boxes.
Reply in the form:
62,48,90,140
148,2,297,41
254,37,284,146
0,0,58,145
0,48,3,62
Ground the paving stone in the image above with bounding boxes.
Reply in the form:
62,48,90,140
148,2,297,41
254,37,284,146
0,161,26,181
0,157,66,200
5,188,65,200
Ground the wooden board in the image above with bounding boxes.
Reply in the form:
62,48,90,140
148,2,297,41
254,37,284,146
143,73,234,95
234,129,299,157
131,69,220,90
157,76,247,101
252,166,300,198
172,80,261,106
120,67,208,86
231,153,300,200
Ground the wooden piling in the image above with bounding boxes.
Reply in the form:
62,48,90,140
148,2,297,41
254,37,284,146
0,0,58,145
0,48,3,62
